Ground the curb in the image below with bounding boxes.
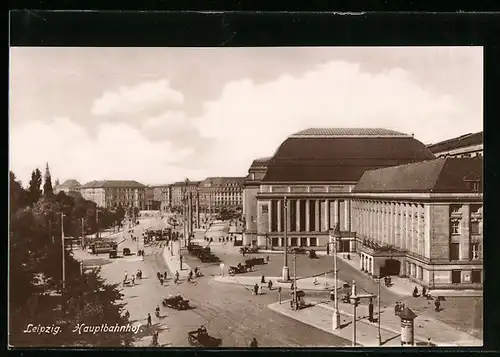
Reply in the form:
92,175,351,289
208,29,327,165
267,300,363,347
212,276,341,292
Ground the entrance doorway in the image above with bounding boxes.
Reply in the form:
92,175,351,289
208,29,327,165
340,240,350,252
381,259,401,277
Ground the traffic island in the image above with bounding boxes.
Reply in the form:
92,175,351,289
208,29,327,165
213,275,346,291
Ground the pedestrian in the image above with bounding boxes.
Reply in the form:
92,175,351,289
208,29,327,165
394,302,400,315
413,286,419,297
278,286,282,304
132,275,136,285
261,274,265,284
157,272,161,280
434,299,441,312
422,286,427,298
254,283,259,295
124,271,128,282
290,281,294,290
268,280,273,290
164,270,168,280
250,337,258,348
147,313,152,327
160,277,164,285
258,284,263,295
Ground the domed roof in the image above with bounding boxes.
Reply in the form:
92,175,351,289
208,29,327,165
263,128,435,183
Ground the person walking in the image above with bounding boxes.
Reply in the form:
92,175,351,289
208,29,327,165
268,280,273,290
261,274,265,284
131,275,136,285
258,284,263,295
164,270,168,280
434,299,441,312
278,286,282,304
254,283,259,295
147,313,152,327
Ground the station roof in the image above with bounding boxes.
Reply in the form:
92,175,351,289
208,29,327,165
427,131,483,154
262,128,435,183
353,157,483,193
250,157,272,169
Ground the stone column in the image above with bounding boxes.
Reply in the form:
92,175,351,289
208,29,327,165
305,200,311,232
277,200,282,232
314,200,320,232
286,200,292,235
296,199,301,232
424,204,431,259
268,200,273,234
325,199,330,231
344,200,349,232
332,199,338,230
461,204,471,260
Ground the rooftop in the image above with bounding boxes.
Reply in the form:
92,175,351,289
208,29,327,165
200,177,246,187
290,128,410,138
263,128,435,183
56,179,81,188
81,180,146,188
250,156,272,169
427,131,483,153
353,157,483,193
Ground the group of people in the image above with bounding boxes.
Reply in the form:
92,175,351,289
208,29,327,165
413,286,432,300
123,271,136,286
157,270,169,285
187,267,202,281
253,275,275,295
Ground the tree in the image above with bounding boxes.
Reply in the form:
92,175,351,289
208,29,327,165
115,206,125,226
43,171,54,197
10,170,133,347
10,171,27,215
27,169,43,206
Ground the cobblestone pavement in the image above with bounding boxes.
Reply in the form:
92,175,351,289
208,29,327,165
74,217,351,347
197,222,483,341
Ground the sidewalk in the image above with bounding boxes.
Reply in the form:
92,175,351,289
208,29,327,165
268,300,402,347
214,275,347,292
269,298,482,347
162,240,191,277
337,253,482,298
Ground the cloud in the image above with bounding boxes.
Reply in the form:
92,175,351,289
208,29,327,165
91,79,184,116
191,60,481,176
9,117,197,185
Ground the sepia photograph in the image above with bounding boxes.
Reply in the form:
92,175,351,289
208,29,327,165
9,46,483,348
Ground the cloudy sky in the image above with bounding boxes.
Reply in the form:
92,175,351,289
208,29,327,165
9,46,482,186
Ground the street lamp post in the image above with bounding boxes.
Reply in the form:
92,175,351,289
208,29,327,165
329,231,341,330
377,277,382,346
350,280,360,347
282,196,290,281
61,213,66,292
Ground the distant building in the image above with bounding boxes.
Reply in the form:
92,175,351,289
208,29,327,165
171,179,200,209
149,185,172,212
243,157,271,246
427,131,483,158
199,177,246,214
54,179,81,194
80,180,146,209
352,157,483,290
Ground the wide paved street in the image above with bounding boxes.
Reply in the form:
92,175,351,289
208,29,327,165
79,214,482,347
84,215,350,347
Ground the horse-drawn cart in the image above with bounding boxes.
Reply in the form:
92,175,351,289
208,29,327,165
187,328,222,347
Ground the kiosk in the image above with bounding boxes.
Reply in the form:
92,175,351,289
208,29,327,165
399,307,417,346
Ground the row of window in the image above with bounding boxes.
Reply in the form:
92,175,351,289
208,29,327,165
450,220,481,235
449,242,481,261
270,237,318,247
451,269,482,284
